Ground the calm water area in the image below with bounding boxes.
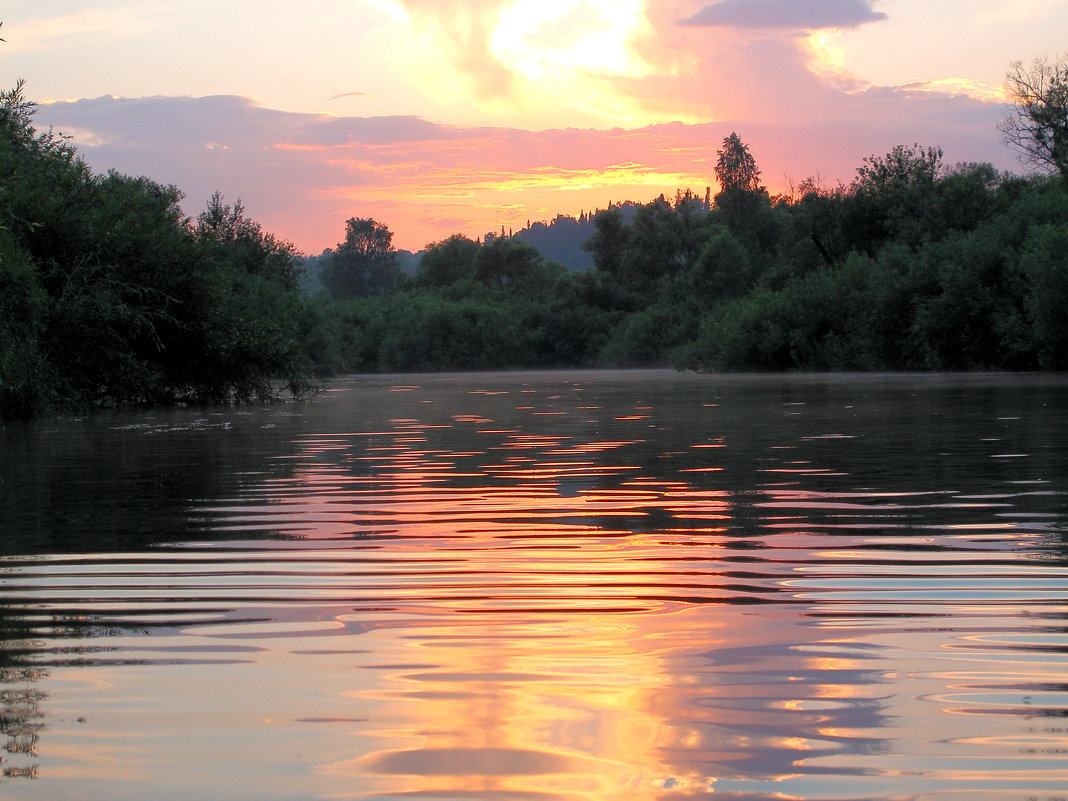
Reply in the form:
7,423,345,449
1,369,1067,801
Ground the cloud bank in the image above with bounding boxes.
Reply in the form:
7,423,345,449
35,82,1011,254
18,0,1016,255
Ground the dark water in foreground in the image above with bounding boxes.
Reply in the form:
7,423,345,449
1,370,1067,801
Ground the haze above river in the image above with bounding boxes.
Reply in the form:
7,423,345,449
2,370,1067,801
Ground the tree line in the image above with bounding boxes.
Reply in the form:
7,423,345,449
3,53,1067,421
303,145,1067,375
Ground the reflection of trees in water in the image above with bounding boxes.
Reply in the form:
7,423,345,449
0,668,46,779
0,406,311,556
2,586,46,780
0,591,152,781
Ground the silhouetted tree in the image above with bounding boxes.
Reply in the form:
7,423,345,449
853,143,943,193
1000,54,1068,178
846,143,944,251
584,207,630,279
474,237,560,297
195,191,302,290
689,225,753,301
714,132,761,193
321,217,404,299
415,233,479,287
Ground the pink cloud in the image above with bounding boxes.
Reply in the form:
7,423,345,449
35,85,1012,255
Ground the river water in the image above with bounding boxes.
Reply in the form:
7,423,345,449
1,370,1066,801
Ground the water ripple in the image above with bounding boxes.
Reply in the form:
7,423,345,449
2,372,1067,800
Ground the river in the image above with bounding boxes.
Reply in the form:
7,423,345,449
1,370,1066,801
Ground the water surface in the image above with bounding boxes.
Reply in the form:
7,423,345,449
1,370,1067,800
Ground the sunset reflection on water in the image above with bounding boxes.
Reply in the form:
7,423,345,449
1,371,1067,801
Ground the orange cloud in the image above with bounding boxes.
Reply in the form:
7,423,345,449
37,84,1011,255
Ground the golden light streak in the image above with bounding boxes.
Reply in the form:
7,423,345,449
265,120,723,247
321,161,706,197
899,77,1010,103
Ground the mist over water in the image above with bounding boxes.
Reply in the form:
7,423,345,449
2,370,1067,801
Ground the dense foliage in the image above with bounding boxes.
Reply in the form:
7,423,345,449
0,82,316,420
307,137,1068,375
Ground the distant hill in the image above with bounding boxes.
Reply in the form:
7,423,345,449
495,203,643,271
301,203,643,292
514,215,595,270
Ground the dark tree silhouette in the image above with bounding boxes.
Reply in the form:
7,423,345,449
321,217,404,299
714,132,761,193
1000,54,1068,178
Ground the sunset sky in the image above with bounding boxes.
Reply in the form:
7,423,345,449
2,0,1064,253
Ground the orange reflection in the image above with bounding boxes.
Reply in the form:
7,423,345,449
287,405,867,798
281,412,897,799
183,381,1065,799
317,607,724,798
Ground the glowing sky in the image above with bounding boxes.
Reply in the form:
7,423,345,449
2,0,1064,253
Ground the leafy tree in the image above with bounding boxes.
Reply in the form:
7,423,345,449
1018,222,1068,368
712,184,779,256
0,230,49,418
599,301,697,367
415,233,480,287
583,207,631,279
688,226,753,301
714,132,761,194
770,184,847,281
710,133,780,256
195,191,303,291
681,287,793,371
670,191,715,271
595,195,713,294
474,237,562,297
1000,54,1068,178
908,229,1009,369
321,217,404,299
624,197,684,289
854,143,942,190
845,143,944,251
927,162,1006,236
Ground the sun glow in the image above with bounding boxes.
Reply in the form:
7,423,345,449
477,0,671,126
360,0,410,25
800,31,861,88
491,0,652,79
